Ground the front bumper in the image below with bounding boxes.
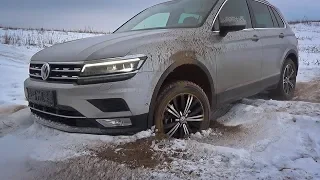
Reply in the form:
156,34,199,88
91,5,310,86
24,72,154,134
32,109,148,135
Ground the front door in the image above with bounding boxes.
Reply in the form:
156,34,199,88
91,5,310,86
211,0,263,104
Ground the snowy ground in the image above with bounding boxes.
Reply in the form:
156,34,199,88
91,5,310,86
0,24,319,180
0,28,101,48
292,23,320,82
0,28,101,106
0,45,40,105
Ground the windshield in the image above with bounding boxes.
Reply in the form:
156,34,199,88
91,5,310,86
115,0,218,33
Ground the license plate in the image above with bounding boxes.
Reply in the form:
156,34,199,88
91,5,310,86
27,88,56,107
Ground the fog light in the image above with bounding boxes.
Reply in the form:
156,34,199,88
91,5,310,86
96,118,132,127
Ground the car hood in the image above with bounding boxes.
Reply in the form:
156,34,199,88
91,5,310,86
31,30,170,62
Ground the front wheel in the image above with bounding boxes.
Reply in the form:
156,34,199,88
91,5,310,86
154,81,210,138
271,58,297,100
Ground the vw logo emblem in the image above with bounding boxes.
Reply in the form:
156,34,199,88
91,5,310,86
41,63,50,81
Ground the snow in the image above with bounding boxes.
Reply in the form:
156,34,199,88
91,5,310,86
0,28,101,106
292,22,320,82
0,45,39,105
0,24,319,179
0,108,154,180
148,99,320,179
0,28,101,48
151,98,320,179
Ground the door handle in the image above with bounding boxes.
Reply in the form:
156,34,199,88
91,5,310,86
251,35,259,42
279,33,285,38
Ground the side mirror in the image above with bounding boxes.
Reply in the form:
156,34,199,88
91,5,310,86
219,17,246,37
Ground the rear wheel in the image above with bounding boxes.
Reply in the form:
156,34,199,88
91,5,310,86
154,81,210,138
271,58,297,100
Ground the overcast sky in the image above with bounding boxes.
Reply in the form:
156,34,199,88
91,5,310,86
0,0,319,32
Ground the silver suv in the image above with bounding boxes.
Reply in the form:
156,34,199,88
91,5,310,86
24,0,298,138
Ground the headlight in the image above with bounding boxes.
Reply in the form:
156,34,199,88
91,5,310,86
80,54,147,77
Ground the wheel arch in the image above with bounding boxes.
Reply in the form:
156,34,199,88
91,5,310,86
283,49,299,74
147,59,215,128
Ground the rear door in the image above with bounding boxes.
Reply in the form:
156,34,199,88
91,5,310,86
212,0,263,103
248,0,288,84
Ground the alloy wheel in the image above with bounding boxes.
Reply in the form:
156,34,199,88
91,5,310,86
163,93,204,138
282,64,296,95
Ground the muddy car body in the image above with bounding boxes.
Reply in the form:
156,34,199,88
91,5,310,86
24,0,298,138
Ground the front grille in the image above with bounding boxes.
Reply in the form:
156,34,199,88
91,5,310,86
29,102,85,118
29,62,83,83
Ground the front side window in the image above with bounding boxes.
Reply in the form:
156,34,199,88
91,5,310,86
249,0,274,28
115,0,218,33
214,0,252,31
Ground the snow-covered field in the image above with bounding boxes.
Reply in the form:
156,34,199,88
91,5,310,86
0,28,102,106
0,24,319,180
0,28,101,48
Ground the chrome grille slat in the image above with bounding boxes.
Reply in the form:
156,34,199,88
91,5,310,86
50,76,78,80
29,62,83,83
30,62,45,64
51,69,81,72
30,74,41,78
30,67,41,71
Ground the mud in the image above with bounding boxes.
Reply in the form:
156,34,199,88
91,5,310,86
0,105,27,114
294,81,320,103
25,156,146,180
95,137,172,169
21,138,172,180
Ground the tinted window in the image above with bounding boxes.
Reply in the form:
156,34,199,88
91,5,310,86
116,0,218,33
272,8,285,28
217,0,252,30
250,0,274,28
268,6,279,27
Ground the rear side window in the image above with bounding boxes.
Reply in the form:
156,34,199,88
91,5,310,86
268,6,279,27
216,0,252,30
249,0,274,28
272,8,285,28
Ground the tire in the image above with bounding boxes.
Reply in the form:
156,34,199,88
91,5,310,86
154,81,210,138
271,58,297,100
